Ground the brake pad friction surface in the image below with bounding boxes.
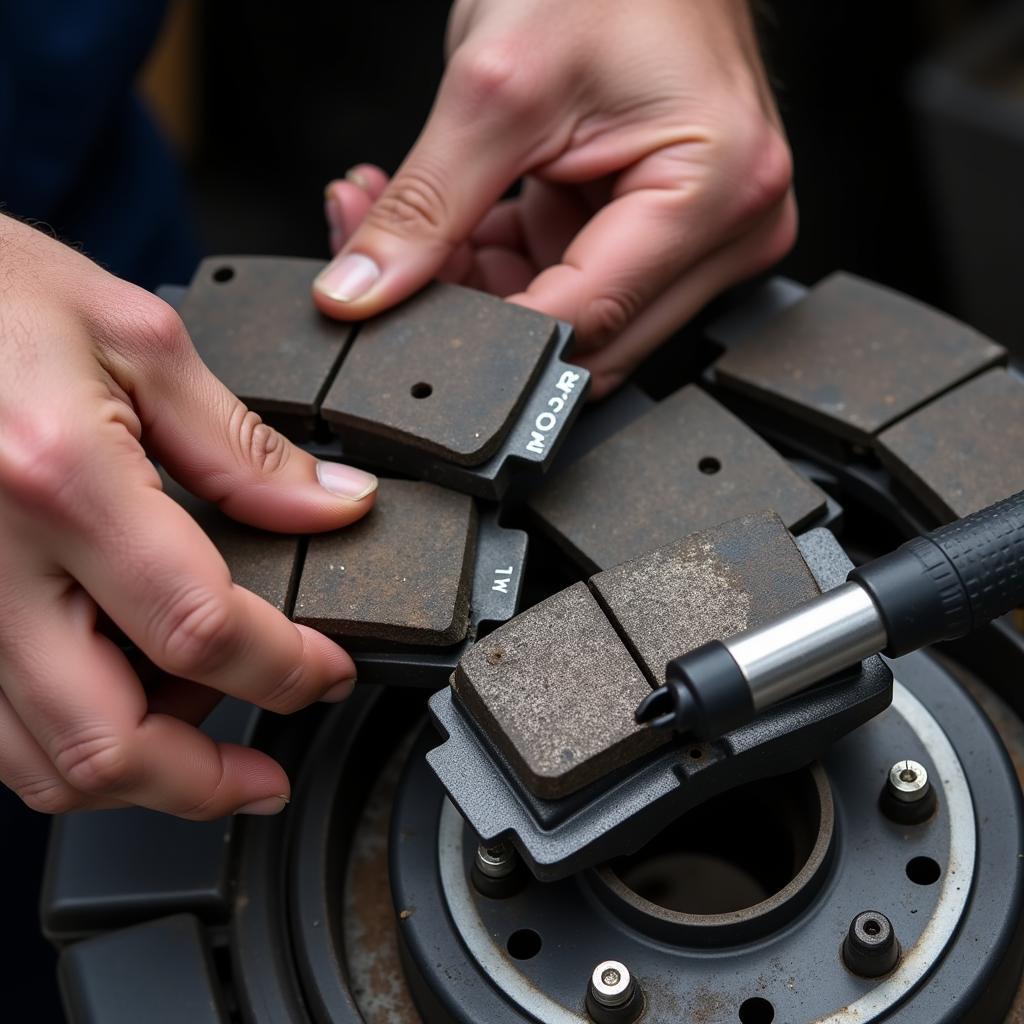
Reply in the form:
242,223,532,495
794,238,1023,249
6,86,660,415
294,478,477,646
714,272,1006,442
452,582,664,799
454,512,820,799
321,282,559,465
876,368,1024,521
179,256,350,420
163,475,300,613
528,385,826,572
591,510,820,682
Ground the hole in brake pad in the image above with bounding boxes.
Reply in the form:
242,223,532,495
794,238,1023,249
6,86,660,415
320,281,561,466
452,509,820,800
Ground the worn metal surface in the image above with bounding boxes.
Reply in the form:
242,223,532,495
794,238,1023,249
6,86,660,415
294,478,477,646
178,257,351,434
162,474,300,613
528,385,827,573
342,730,423,1024
713,271,1006,444
322,282,559,465
591,511,820,682
452,582,665,799
876,367,1024,521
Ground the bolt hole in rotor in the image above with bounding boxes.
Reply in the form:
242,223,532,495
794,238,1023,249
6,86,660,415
738,997,775,1023
506,928,542,960
611,770,822,915
698,456,721,475
906,856,941,885
410,382,433,399
212,266,234,283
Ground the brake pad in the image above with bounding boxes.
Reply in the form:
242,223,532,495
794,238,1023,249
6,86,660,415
294,478,476,647
528,385,826,572
876,367,1024,521
452,510,820,799
712,272,1005,444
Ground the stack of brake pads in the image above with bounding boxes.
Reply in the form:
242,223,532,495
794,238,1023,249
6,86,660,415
165,259,1023,808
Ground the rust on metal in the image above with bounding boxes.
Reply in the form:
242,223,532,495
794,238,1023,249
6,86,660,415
876,368,1024,521
321,281,559,465
714,272,1006,444
342,730,424,1024
294,478,477,646
528,385,826,573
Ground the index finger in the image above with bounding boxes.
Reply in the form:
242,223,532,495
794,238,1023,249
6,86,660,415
50,450,356,716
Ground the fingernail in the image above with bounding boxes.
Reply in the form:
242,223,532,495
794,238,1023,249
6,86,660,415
316,461,378,501
235,794,290,816
345,166,371,189
314,252,380,302
321,677,357,703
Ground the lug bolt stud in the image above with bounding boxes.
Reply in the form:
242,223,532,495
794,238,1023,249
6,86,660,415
888,760,928,802
843,911,900,978
586,960,643,1023
880,758,937,824
471,839,526,898
475,840,517,879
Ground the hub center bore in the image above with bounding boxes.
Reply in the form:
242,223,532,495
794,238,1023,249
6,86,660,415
592,763,834,945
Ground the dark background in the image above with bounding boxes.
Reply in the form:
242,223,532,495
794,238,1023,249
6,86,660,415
5,1,1023,1020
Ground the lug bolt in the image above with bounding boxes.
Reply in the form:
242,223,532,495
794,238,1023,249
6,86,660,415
586,960,643,1023
471,840,526,898
880,758,936,824
475,840,517,879
888,760,928,802
843,911,900,978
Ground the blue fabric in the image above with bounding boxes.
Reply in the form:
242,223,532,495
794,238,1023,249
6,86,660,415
0,1,199,288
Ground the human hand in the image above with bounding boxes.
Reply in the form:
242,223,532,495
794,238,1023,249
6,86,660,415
0,216,377,818
314,0,795,397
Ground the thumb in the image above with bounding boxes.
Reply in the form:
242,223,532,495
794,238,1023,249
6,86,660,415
312,52,538,320
133,317,377,533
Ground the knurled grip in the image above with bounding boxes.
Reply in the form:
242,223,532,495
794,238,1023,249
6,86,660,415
926,489,1024,630
850,489,1024,657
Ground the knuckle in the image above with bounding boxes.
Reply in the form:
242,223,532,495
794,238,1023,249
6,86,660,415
723,120,793,219
231,406,290,476
367,169,449,238
579,290,641,348
156,587,241,679
261,661,314,715
125,293,191,361
17,777,81,815
0,414,90,515
450,41,542,116
54,729,134,795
